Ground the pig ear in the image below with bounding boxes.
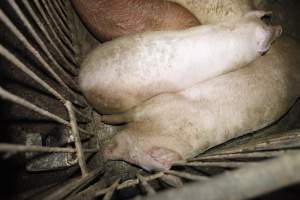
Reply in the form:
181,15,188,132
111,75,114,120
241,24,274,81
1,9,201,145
245,10,272,19
148,147,182,170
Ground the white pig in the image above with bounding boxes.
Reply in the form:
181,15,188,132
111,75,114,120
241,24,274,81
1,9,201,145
79,10,282,114
102,36,300,171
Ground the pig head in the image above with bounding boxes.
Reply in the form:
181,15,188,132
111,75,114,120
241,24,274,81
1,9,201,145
103,125,188,171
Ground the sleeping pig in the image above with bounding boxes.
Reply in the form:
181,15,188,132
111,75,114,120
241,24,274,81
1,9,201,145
79,10,282,114
167,0,255,24
102,36,300,171
71,0,199,41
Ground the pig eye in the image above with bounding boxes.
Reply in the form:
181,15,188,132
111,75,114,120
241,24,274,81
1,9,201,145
260,14,272,25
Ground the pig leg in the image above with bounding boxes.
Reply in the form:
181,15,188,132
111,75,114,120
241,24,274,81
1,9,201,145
103,124,183,171
101,112,132,125
244,10,272,19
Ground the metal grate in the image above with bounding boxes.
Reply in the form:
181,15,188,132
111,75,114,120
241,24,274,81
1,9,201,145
0,1,300,200
0,0,96,182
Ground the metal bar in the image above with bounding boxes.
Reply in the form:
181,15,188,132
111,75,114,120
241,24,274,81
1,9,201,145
95,172,164,197
255,140,300,151
190,150,298,161
9,0,77,76
65,101,88,176
216,129,300,155
56,0,69,19
256,136,300,146
0,86,94,135
118,172,164,190
165,170,209,181
58,0,68,8
68,179,107,200
33,0,76,61
0,44,64,102
173,161,247,168
137,174,156,195
0,39,89,121
0,143,98,153
44,168,103,200
0,8,86,107
58,0,68,10
103,179,120,200
47,0,70,33
142,152,300,200
219,141,300,155
42,0,73,49
159,174,183,188
52,0,69,29
22,0,78,71
265,132,300,142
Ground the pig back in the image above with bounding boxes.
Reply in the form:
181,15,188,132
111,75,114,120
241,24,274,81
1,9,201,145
71,0,199,41
168,0,254,24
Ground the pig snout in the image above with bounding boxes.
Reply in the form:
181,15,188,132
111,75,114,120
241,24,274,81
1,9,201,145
257,25,282,55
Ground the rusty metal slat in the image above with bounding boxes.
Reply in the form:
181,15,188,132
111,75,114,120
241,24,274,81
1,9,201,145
9,0,78,81
42,0,73,49
33,0,76,61
23,0,78,73
0,8,86,107
0,44,64,103
0,44,90,122
52,0,70,30
0,86,94,135
103,179,120,200
44,168,103,200
218,141,300,155
55,0,69,21
57,0,68,11
190,150,298,161
46,0,71,36
137,174,156,195
53,0,69,26
33,0,75,55
68,179,107,200
213,129,300,155
174,161,247,168
165,170,209,181
95,173,164,197
0,44,90,120
0,143,98,154
159,174,183,188
65,101,88,176
0,45,90,122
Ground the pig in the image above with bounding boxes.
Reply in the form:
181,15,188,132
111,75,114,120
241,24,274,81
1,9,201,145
70,0,200,42
167,0,255,24
102,36,300,171
79,10,282,114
